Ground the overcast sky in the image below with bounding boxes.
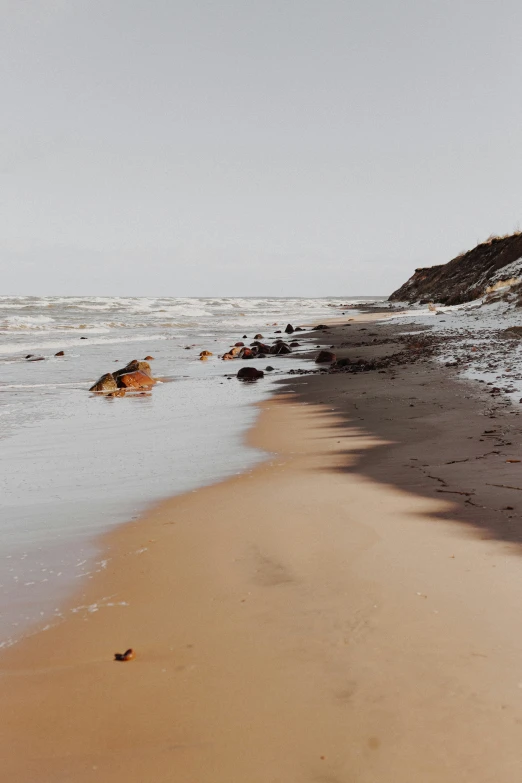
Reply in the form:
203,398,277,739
1,0,521,297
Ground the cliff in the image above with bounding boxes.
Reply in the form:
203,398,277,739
389,233,522,305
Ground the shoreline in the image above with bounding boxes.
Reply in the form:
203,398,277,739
4,313,522,780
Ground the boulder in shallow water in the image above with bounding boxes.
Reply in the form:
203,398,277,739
239,347,254,359
270,342,291,355
254,333,264,339
285,323,294,334
114,360,153,380
90,373,118,392
234,341,245,347
27,356,45,362
199,350,213,357
54,350,65,357
144,355,154,360
237,366,264,380
222,352,234,360
315,350,336,363
117,370,155,389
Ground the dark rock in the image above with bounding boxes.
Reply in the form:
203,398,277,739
54,351,64,357
25,354,34,359
27,356,45,362
254,334,264,339
289,341,300,347
80,337,88,339
266,366,274,371
242,335,247,339
315,350,336,363
239,347,254,359
285,323,294,334
270,342,291,355
294,327,304,331
234,342,245,347
274,330,282,333
237,367,264,380
90,373,118,392
312,324,329,330
332,358,351,368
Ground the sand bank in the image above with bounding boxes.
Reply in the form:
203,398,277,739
2,317,522,781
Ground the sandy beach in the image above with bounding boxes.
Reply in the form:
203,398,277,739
3,315,522,782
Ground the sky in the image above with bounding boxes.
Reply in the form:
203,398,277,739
1,0,521,297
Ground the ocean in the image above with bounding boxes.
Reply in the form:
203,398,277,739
0,296,378,646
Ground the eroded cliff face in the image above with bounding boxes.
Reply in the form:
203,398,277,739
389,233,522,305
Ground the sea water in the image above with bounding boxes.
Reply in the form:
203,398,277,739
0,296,374,645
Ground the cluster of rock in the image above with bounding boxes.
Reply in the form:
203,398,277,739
90,360,156,393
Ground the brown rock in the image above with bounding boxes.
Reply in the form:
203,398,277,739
234,341,245,347
117,370,155,389
315,350,336,363
90,373,118,392
114,360,153,380
254,334,264,339
229,346,241,357
199,350,213,357
239,347,254,359
237,367,264,380
222,353,234,360
114,648,135,662
54,350,65,357
144,355,154,360
27,356,45,362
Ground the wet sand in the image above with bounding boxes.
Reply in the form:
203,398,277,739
3,316,522,781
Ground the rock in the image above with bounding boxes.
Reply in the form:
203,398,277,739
27,356,45,362
25,354,34,359
266,366,274,371
222,353,234,360
242,335,247,339
289,341,300,347
237,367,264,380
234,342,245,347
270,342,291,355
114,360,153,380
117,370,155,389
294,327,304,331
54,351,64,356
251,341,271,353
285,323,294,334
229,346,241,357
312,324,329,330
315,350,336,363
114,648,135,662
199,350,213,357
90,373,118,392
333,357,351,368
254,334,264,339
144,355,154,360
80,336,88,339
184,346,191,350
274,330,282,333
239,347,254,359
257,353,267,358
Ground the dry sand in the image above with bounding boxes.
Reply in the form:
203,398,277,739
2,317,522,782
